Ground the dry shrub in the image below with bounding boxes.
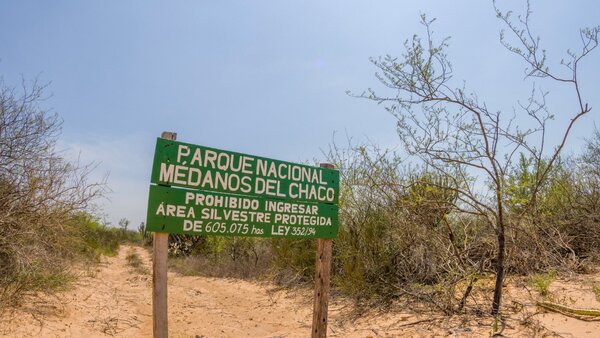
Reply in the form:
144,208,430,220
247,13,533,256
0,78,105,310
505,141,600,275
321,143,491,313
323,140,600,313
169,236,272,280
268,237,315,285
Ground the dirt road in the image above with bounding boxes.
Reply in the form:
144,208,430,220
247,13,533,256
1,245,599,337
0,245,414,337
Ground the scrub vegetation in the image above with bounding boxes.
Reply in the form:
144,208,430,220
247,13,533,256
0,78,136,311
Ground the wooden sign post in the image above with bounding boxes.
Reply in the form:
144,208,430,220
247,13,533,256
311,163,335,338
152,131,176,338
146,134,339,337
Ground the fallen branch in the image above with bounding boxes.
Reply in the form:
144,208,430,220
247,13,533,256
394,317,438,328
537,301,600,318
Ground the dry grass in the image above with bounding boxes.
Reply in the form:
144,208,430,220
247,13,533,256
529,271,556,299
593,284,600,302
169,254,270,280
125,250,149,275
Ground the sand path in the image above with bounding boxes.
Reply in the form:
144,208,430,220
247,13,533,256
0,245,406,337
2,245,600,337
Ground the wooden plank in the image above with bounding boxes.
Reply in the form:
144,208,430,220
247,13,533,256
311,163,335,338
153,131,176,338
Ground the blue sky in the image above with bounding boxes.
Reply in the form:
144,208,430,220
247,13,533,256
1,1,599,227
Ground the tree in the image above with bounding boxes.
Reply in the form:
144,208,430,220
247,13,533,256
356,1,599,316
118,217,130,234
325,142,480,311
0,77,104,306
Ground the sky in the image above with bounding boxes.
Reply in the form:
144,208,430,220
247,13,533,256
1,0,599,227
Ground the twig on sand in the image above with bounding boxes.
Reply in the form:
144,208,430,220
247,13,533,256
537,301,600,321
395,317,438,328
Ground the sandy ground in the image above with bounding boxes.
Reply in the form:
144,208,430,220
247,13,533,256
1,245,599,337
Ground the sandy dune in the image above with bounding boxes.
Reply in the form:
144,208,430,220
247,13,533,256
1,245,599,337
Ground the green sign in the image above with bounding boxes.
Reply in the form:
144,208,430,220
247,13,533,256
146,138,339,238
146,185,338,238
150,138,339,204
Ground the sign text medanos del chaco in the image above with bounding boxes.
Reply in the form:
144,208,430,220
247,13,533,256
146,138,339,238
